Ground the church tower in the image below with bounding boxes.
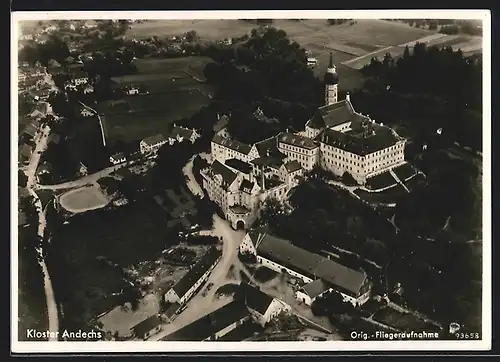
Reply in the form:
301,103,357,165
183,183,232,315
324,52,339,106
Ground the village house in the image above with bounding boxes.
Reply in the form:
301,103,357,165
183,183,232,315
164,246,222,306
167,125,200,145
69,69,89,86
131,315,163,340
109,152,127,165
234,282,291,327
161,300,250,341
139,134,168,155
162,283,290,341
18,144,33,165
239,230,372,307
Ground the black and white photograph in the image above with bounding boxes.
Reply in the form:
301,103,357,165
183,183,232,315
11,10,491,353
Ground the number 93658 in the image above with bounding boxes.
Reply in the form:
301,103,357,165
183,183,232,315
455,332,480,339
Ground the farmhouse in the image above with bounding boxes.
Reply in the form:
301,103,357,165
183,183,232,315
131,315,163,340
239,230,372,307
162,283,290,341
167,124,200,144
161,300,250,341
69,69,89,86
139,134,168,155
164,246,222,306
109,152,127,165
139,125,200,155
234,282,291,327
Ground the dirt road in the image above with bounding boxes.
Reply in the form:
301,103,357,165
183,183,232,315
182,156,204,198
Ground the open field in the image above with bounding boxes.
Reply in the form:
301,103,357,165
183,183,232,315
127,19,435,91
372,306,442,332
133,56,214,81
58,185,110,214
100,90,210,143
100,56,214,143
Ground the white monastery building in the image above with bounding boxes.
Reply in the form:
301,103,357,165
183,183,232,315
201,53,409,229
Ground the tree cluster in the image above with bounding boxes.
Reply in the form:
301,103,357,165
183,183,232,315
356,42,482,151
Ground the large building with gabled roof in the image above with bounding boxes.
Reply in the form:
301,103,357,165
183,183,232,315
239,229,372,308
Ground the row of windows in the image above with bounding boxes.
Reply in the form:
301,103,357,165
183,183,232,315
279,142,316,155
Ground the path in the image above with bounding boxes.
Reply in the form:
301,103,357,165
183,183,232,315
182,156,204,198
149,158,246,340
22,121,59,340
35,163,129,190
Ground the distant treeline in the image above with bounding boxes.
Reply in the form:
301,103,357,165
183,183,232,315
384,19,482,35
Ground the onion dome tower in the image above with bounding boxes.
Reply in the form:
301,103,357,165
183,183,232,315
324,52,339,106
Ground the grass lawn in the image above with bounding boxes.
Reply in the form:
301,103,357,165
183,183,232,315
253,267,279,283
58,185,110,214
132,56,214,81
404,173,427,192
355,185,409,205
392,163,417,182
215,283,240,297
100,90,211,143
366,171,397,190
47,199,170,326
372,307,442,332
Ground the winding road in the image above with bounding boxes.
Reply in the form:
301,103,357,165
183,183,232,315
22,122,60,341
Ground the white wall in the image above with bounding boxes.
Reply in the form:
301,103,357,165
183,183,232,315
256,255,313,284
164,289,180,303
239,234,257,255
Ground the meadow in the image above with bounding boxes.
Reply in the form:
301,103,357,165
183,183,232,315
126,19,437,91
100,90,211,142
100,56,214,143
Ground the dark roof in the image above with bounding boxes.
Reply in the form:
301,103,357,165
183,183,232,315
256,234,367,296
141,134,166,146
19,211,28,227
169,126,195,140
71,69,88,79
165,302,181,318
301,279,331,299
23,124,38,137
47,59,61,68
308,99,368,130
250,156,285,169
131,315,162,337
225,158,252,174
213,115,229,132
212,134,252,155
239,179,254,193
234,283,274,315
246,227,268,247
319,122,401,155
68,63,85,71
171,246,222,299
161,300,249,341
254,136,281,158
48,133,61,144
278,132,319,150
209,160,238,188
19,144,33,158
284,160,302,173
